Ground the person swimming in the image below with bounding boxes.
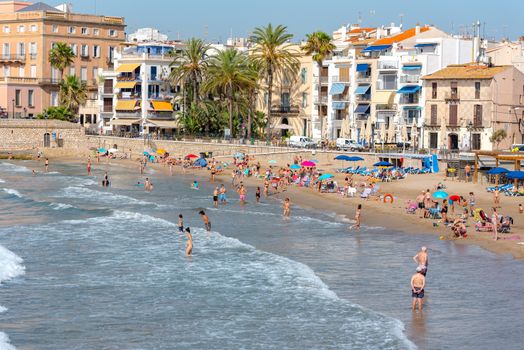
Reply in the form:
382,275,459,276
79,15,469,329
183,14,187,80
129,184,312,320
191,180,199,190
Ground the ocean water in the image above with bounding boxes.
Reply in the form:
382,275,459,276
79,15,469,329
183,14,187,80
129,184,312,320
0,161,523,349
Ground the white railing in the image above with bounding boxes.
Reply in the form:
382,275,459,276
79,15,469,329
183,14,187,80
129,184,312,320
378,61,398,69
400,75,421,83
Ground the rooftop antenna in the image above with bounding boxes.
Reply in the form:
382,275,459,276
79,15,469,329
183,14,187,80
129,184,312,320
399,13,404,29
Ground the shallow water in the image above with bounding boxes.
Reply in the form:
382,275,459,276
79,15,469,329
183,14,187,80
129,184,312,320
0,160,522,349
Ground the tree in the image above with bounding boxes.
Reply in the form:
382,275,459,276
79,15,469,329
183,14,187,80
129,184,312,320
302,31,335,140
169,38,210,105
48,42,75,80
489,129,507,149
58,75,87,115
37,106,74,121
202,48,257,138
249,24,299,140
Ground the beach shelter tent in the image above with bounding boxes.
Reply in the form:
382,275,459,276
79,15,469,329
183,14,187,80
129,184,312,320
193,158,208,167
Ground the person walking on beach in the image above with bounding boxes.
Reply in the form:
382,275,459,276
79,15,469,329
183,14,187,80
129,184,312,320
178,214,184,233
283,198,291,217
231,170,237,186
185,227,193,256
411,267,426,310
350,204,362,230
468,192,476,217
493,188,500,206
87,158,91,176
413,246,428,276
44,158,49,172
199,210,211,232
492,207,499,241
213,187,219,208
423,189,432,218
210,165,216,182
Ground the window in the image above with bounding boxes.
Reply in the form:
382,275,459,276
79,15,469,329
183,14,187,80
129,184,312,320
3,66,10,77
471,134,481,150
81,45,88,57
28,90,34,107
30,65,36,78
30,25,37,32
473,104,483,126
92,45,100,58
300,68,307,84
17,25,25,33
18,66,24,77
17,42,25,57
52,25,58,33
108,29,117,37
103,98,113,112
93,28,100,36
3,26,10,33
475,81,481,99
430,104,438,125
81,27,89,35
449,104,458,126
150,66,157,80
380,74,397,90
29,42,37,59
69,66,75,76
450,81,458,97
15,90,21,106
108,46,115,60
2,43,9,58
68,26,76,34
429,132,438,149
51,91,58,106
92,67,98,81
70,44,77,55
432,82,437,99
302,92,308,108
103,79,113,94
80,67,87,81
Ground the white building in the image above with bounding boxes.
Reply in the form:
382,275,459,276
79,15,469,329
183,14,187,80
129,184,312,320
128,28,168,42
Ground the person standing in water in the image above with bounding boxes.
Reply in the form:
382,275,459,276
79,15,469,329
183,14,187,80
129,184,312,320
87,158,91,176
411,267,426,310
255,187,261,203
213,187,219,208
102,172,109,187
185,227,193,256
350,204,362,230
44,158,49,172
238,184,247,205
144,178,151,192
178,214,184,233
199,210,211,232
283,198,291,217
219,184,227,204
413,246,428,276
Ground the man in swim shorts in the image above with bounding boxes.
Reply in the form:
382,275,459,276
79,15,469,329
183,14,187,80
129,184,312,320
411,267,426,310
413,246,428,276
178,214,184,233
219,184,227,204
199,210,211,232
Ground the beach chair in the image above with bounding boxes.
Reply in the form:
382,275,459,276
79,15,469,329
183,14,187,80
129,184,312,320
405,200,418,214
429,204,441,219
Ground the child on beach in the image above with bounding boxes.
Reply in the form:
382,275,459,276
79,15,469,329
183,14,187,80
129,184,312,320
199,210,211,231
282,198,291,217
350,204,362,230
178,214,184,233
520,204,523,214
219,184,227,204
191,181,199,190
238,184,247,204
185,227,193,256
213,187,219,207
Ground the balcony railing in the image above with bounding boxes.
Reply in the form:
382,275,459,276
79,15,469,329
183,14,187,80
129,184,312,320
399,95,419,104
444,91,460,101
270,105,299,114
0,54,26,62
39,78,60,85
356,74,371,82
117,93,141,99
313,95,328,104
376,104,397,111
102,106,113,113
117,75,140,81
356,94,371,102
400,75,421,84
331,75,350,83
313,76,329,84
332,93,350,102
0,77,39,83
378,61,398,70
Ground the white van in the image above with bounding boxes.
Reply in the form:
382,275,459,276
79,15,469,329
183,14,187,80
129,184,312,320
288,136,316,148
336,138,364,151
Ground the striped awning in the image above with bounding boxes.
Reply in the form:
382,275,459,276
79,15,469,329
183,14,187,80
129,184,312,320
332,102,346,110
115,81,137,89
148,119,178,128
110,118,141,126
151,101,173,112
115,63,140,73
329,83,345,95
115,100,139,111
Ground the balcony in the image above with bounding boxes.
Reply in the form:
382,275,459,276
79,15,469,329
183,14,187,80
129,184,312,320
39,78,60,85
314,76,329,85
270,105,299,114
117,93,142,99
0,77,39,84
332,93,350,102
117,75,140,81
313,95,328,105
356,94,371,102
399,95,419,105
356,74,371,83
444,91,460,101
0,54,25,63
376,104,397,111
332,75,350,84
400,75,421,84
378,61,398,70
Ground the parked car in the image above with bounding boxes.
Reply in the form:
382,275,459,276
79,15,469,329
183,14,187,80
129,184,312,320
288,136,317,148
336,138,364,151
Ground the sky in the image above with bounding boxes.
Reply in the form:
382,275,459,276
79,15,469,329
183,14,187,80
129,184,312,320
64,0,523,42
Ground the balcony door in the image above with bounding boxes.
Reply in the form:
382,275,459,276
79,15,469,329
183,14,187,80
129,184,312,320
281,93,290,110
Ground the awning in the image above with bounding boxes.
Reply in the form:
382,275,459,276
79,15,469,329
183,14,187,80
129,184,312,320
151,101,173,112
110,118,141,126
329,83,345,95
116,63,140,73
372,91,395,104
397,85,421,94
354,85,371,95
415,43,437,48
115,100,139,111
362,45,392,52
356,63,369,72
354,104,370,114
147,119,178,128
332,102,346,110
403,106,423,110
115,81,137,89
402,66,421,71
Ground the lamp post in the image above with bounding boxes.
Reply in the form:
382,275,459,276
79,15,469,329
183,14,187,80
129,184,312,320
467,120,473,151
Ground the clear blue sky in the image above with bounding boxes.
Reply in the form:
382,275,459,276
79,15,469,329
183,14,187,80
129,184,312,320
65,0,522,42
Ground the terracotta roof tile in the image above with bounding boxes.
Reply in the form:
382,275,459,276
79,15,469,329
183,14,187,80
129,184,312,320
347,27,375,34
421,64,512,80
373,27,430,46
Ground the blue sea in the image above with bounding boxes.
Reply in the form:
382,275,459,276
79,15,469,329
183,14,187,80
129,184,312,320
0,160,523,350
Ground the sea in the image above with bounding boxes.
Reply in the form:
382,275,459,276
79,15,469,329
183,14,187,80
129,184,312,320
0,160,523,350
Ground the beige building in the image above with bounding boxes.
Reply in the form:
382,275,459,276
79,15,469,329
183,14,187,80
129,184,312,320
0,1,125,121
422,64,524,151
256,44,313,138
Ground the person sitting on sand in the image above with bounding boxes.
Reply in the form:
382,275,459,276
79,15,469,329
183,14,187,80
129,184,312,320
411,267,426,310
185,227,193,256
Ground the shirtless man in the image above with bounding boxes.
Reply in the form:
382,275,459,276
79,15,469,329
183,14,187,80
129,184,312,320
411,267,426,310
238,184,247,205
283,198,291,217
185,227,193,256
178,214,184,233
416,191,425,217
199,210,211,232
413,246,428,276
44,158,49,172
464,164,471,182
213,187,219,208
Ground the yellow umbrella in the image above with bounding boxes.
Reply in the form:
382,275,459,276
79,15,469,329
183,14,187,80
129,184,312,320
156,149,167,154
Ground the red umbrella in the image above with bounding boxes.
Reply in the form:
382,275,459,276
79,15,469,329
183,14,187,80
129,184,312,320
301,161,316,167
449,195,460,202
185,154,199,159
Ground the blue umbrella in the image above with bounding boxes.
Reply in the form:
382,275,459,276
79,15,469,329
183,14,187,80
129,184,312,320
334,155,352,161
374,161,393,167
290,164,301,170
234,152,245,159
98,148,107,153
487,167,509,175
348,156,364,161
194,158,208,168
432,191,449,199
318,174,334,181
506,171,524,180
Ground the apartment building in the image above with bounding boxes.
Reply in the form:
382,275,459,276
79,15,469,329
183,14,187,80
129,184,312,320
98,42,182,137
422,64,524,151
0,1,125,120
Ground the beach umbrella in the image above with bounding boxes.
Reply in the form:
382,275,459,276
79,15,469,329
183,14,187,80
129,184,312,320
348,156,364,161
432,191,449,199
185,154,198,159
301,161,316,167
506,171,524,180
108,148,118,153
318,174,334,181
387,120,396,143
98,147,107,153
334,155,352,161
234,152,245,159
373,161,393,167
268,159,277,164
290,164,301,170
487,167,509,175
449,195,461,202
156,149,167,155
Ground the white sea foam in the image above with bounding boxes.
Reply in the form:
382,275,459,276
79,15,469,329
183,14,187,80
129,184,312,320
0,306,6,313
2,188,23,198
49,203,74,210
0,332,16,350
0,162,30,173
0,179,5,183
55,186,159,207
0,245,25,285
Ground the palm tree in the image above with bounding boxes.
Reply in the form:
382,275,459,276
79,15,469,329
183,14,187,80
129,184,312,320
244,59,263,140
58,75,87,115
249,24,299,140
48,42,75,80
302,31,335,140
202,48,257,137
169,38,210,105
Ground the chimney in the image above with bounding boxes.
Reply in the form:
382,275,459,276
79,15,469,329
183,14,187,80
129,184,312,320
415,23,421,35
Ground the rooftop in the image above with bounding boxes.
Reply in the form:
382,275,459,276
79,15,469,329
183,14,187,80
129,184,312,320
372,26,431,46
421,64,512,80
16,1,59,12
